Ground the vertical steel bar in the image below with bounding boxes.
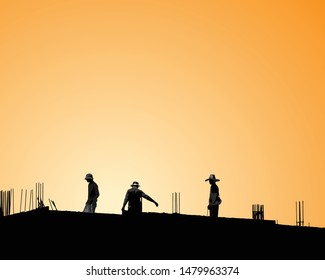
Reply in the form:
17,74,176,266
174,192,177,213
6,191,8,215
8,190,10,215
12,188,14,214
38,182,40,207
29,190,32,211
5,191,8,216
295,201,297,225
0,191,2,217
2,191,4,216
2,191,4,213
8,190,11,215
178,192,180,214
31,190,33,210
20,189,23,213
174,192,176,213
5,191,7,216
24,189,27,211
35,183,37,209
37,183,39,207
3,191,6,216
262,205,264,220
302,201,304,226
42,182,44,205
3,191,5,216
299,201,301,226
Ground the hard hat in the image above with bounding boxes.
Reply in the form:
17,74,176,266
85,173,93,180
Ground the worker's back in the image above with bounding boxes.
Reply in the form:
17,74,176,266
127,187,143,213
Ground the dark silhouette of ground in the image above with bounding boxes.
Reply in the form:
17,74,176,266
1,207,324,260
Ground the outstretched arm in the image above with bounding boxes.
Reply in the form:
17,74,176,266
143,194,158,207
121,193,129,211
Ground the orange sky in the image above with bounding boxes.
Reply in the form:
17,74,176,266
1,0,324,227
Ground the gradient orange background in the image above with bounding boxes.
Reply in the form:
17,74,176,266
1,0,324,227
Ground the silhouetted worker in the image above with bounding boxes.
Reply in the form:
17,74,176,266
205,174,221,218
84,173,100,213
121,181,158,214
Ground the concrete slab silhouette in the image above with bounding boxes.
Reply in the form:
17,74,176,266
1,207,324,260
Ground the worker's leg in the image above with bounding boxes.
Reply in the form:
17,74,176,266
91,200,97,213
215,205,219,217
210,205,219,217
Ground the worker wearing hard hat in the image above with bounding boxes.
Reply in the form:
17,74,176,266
84,173,100,213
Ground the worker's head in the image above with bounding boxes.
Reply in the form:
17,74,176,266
205,174,220,183
131,181,140,188
85,173,93,182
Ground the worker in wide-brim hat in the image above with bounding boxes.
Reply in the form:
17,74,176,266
205,174,221,218
205,174,220,182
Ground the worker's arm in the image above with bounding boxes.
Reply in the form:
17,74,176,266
143,194,158,207
121,193,129,211
86,185,93,205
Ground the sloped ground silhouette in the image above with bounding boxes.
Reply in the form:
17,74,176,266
1,207,324,260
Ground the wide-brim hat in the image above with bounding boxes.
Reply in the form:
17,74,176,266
205,174,220,182
131,181,140,187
